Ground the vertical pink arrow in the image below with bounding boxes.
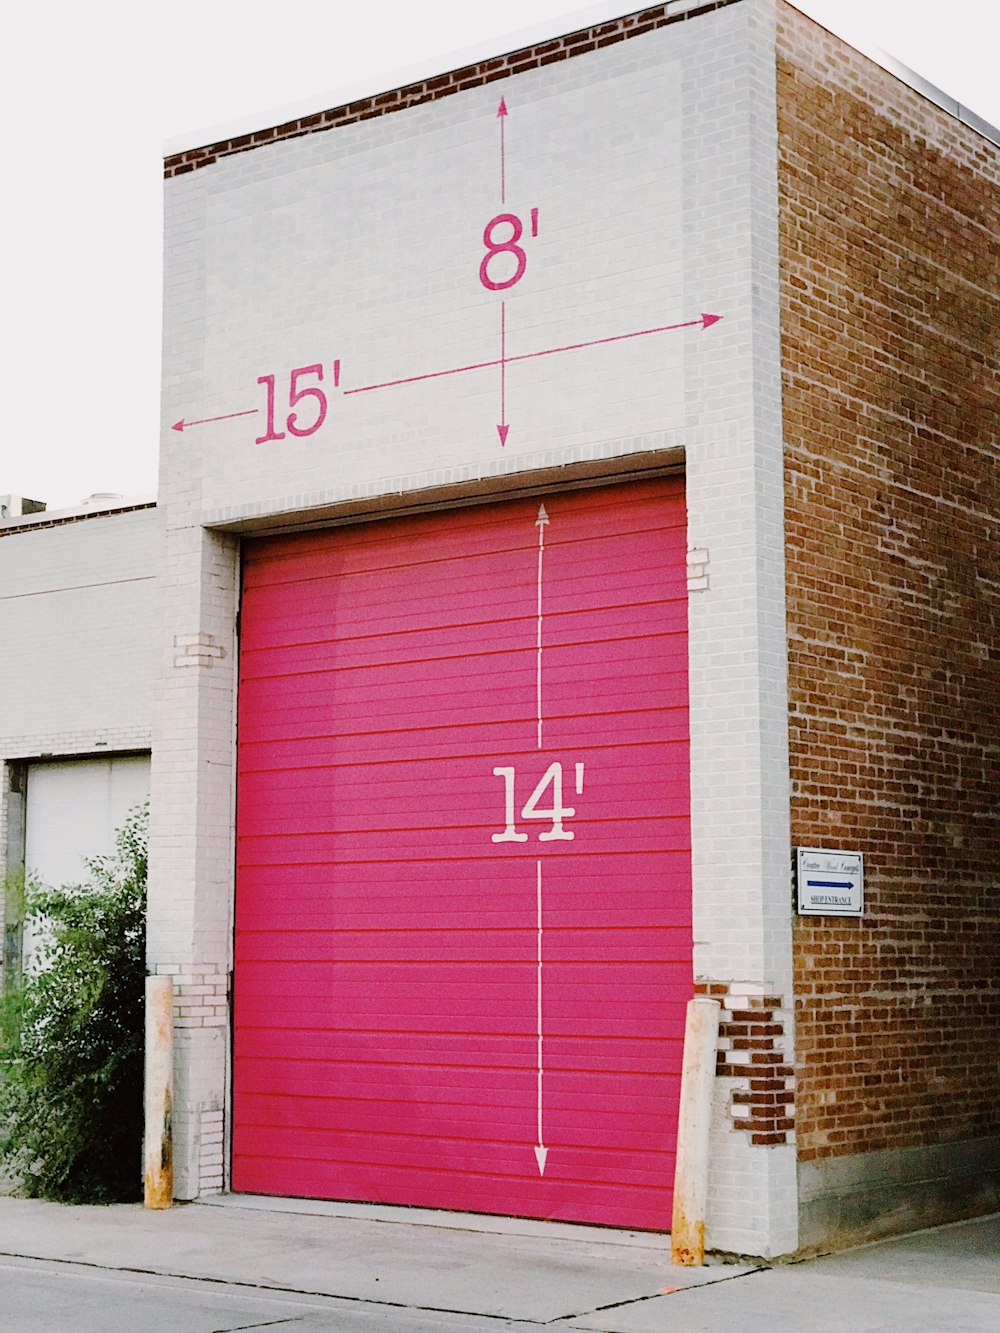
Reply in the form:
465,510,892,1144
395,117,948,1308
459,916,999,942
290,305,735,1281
498,96,508,204
497,98,510,445
497,302,509,446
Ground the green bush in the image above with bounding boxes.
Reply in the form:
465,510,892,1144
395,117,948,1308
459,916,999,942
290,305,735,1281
0,804,147,1203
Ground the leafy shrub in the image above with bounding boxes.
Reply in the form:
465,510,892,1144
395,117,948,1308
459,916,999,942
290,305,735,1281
0,804,147,1203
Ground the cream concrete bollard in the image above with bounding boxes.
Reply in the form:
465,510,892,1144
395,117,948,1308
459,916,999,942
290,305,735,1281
671,996,721,1265
144,975,174,1209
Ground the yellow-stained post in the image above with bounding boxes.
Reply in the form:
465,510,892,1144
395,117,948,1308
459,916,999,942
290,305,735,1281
144,974,174,1209
671,996,721,1265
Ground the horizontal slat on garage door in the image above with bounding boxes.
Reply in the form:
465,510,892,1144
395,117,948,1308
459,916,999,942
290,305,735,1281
233,476,691,1231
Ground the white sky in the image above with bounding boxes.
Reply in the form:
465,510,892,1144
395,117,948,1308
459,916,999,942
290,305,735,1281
3,0,996,512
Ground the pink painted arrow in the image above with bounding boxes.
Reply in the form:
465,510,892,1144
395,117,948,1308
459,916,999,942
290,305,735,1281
172,409,258,433
497,97,508,204
505,312,724,364
497,301,509,446
344,313,724,399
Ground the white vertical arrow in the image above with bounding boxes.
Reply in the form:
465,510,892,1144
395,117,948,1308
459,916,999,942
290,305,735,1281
534,857,547,1175
534,502,549,1177
536,503,549,752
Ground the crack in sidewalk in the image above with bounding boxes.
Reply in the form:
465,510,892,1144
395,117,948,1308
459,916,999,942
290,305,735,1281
545,1264,765,1325
213,1320,306,1332
0,1248,553,1325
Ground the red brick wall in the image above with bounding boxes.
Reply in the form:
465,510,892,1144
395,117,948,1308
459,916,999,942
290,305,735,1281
777,4,1000,1164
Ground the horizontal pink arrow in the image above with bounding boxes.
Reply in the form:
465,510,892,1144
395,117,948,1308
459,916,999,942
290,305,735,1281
344,313,723,397
171,408,259,433
506,312,722,365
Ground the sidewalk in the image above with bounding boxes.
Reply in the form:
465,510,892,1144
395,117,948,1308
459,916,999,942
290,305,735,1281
0,1192,997,1330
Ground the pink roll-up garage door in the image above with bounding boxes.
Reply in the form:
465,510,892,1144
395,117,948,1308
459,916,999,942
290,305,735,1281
233,476,691,1230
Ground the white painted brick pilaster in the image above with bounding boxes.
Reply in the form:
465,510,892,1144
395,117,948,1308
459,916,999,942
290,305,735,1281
683,0,797,1257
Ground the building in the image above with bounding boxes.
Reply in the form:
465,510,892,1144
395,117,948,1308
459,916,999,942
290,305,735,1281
3,0,997,1257
0,497,155,980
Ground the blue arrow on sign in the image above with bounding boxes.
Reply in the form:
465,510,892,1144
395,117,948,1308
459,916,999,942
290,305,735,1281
807,879,855,890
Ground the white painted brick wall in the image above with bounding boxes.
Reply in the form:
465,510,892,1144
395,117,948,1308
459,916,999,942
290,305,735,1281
0,509,157,757
147,518,238,1199
167,29,697,524
0,505,158,997
156,0,797,1252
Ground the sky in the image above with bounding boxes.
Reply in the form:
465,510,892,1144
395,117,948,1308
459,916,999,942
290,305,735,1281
2,0,996,512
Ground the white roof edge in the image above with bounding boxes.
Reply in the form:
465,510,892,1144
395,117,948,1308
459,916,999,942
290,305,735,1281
161,0,709,156
820,28,999,147
0,494,158,529
162,0,998,159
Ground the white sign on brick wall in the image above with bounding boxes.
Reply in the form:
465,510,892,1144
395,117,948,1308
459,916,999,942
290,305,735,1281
796,847,864,917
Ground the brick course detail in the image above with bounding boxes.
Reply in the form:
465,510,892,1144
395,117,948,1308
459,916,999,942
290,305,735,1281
697,982,796,1146
777,5,1000,1163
